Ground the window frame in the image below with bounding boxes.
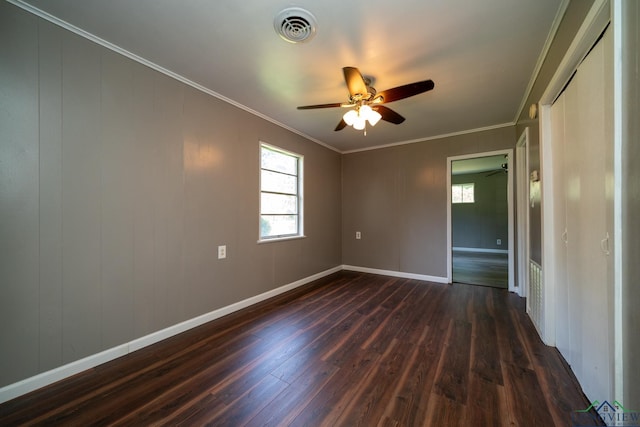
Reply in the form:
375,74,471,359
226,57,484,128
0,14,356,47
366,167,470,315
452,182,475,204
258,142,304,242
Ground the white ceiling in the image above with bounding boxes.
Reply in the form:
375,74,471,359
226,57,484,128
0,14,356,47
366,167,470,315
15,0,565,153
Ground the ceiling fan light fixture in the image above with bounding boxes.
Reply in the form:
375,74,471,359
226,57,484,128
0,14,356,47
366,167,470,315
359,104,372,116
343,109,358,126
353,116,366,130
361,105,382,126
343,104,382,131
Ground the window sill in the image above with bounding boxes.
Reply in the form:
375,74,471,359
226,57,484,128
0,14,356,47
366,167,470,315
257,235,306,244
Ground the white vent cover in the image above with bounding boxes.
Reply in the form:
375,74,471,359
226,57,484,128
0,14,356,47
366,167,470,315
274,7,317,43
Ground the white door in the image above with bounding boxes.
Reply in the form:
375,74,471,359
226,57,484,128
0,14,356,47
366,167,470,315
550,93,570,361
574,29,612,399
565,74,583,376
549,28,613,402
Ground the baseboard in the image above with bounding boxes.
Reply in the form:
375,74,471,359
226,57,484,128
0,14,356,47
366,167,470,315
0,265,342,404
342,265,448,284
452,247,509,254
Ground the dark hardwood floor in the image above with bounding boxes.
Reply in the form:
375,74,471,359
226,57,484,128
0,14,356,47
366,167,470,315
0,271,600,426
452,250,509,288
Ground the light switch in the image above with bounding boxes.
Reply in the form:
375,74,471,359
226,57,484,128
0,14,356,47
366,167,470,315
356,231,361,240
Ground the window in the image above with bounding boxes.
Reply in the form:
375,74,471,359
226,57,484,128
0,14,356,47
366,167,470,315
452,183,475,204
260,143,303,240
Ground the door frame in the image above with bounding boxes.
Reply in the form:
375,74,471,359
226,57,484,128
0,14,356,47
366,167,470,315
516,128,530,299
446,149,515,292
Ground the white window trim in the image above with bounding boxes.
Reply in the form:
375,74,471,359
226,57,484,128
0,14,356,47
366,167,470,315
258,142,304,242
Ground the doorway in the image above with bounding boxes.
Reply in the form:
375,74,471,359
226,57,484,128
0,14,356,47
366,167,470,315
447,150,514,290
515,128,530,300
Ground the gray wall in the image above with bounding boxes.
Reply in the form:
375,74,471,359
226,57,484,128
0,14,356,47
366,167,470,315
452,172,508,250
622,0,640,410
0,2,341,388
342,126,516,278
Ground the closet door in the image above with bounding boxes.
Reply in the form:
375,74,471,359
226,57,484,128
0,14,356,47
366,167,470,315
550,93,571,362
574,29,612,399
563,75,583,376
552,28,613,402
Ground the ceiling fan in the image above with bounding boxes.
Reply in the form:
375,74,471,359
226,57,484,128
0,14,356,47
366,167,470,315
486,161,508,177
297,67,435,133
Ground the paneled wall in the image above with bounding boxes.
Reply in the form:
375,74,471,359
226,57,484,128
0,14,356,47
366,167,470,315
342,126,516,279
0,2,341,388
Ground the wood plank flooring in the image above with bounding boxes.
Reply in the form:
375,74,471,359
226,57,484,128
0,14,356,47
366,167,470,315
0,271,600,426
452,250,509,288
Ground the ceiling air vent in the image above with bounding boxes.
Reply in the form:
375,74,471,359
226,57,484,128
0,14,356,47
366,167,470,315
274,7,317,43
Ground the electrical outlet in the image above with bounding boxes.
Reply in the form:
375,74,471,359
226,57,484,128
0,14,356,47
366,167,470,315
218,245,226,259
496,239,502,245
356,231,361,240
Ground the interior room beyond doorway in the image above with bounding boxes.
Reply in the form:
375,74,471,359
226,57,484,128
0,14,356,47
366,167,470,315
451,154,509,288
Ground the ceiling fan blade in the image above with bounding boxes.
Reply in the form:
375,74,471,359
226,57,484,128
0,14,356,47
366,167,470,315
373,105,405,124
485,169,505,177
376,79,435,104
297,102,344,110
334,119,347,131
343,67,368,98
